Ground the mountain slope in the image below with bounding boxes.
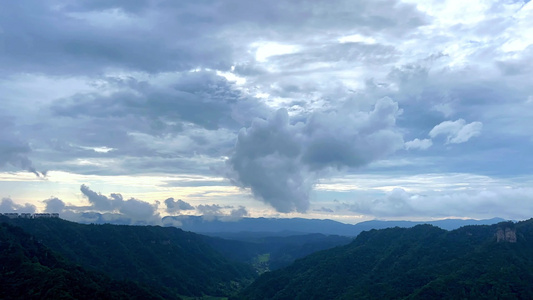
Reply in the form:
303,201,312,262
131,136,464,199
0,222,176,300
237,219,533,299
2,216,255,298
201,233,353,272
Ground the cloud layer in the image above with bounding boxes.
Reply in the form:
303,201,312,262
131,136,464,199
1,0,533,222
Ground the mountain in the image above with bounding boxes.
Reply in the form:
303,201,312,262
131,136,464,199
237,219,533,299
163,215,505,236
201,233,353,272
353,217,507,232
1,216,255,298
164,216,358,236
0,222,176,300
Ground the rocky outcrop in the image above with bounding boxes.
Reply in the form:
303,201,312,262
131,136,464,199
496,227,516,243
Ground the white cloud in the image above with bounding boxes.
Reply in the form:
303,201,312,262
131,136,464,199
253,42,300,62
79,185,160,224
164,198,195,213
348,186,533,220
429,119,483,144
2,0,533,222
405,138,433,150
0,198,36,213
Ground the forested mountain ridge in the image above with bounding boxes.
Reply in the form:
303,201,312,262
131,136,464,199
236,219,533,299
200,233,353,272
1,216,256,298
0,222,177,300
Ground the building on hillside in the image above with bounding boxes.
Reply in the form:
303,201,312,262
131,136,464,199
1,212,60,219
3,213,19,219
33,213,52,218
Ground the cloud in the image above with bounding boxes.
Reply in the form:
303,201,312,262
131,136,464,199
63,211,155,226
19,70,272,177
196,204,224,215
215,206,249,222
51,71,244,131
344,186,533,220
164,198,195,213
229,206,248,219
0,198,36,213
43,197,66,213
161,217,183,228
405,138,433,150
80,184,118,211
194,204,249,221
119,197,159,221
314,207,334,213
228,97,404,213
429,119,483,144
79,185,160,223
0,139,37,175
0,119,43,176
2,0,533,223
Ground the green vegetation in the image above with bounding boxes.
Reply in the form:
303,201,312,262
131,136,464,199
0,222,175,300
252,253,271,274
237,219,533,299
2,216,256,298
7,215,533,300
201,233,352,272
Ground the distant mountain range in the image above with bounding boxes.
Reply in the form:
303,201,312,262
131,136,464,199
163,215,506,237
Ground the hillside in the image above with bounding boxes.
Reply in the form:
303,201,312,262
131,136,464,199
0,222,176,300
1,216,255,298
201,233,353,272
237,219,533,299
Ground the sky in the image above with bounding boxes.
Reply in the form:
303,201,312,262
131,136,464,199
1,0,533,225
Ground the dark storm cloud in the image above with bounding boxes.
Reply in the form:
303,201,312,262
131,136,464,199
51,71,242,130
20,70,268,176
0,0,427,76
0,1,232,75
228,97,404,213
164,198,194,214
0,0,428,178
